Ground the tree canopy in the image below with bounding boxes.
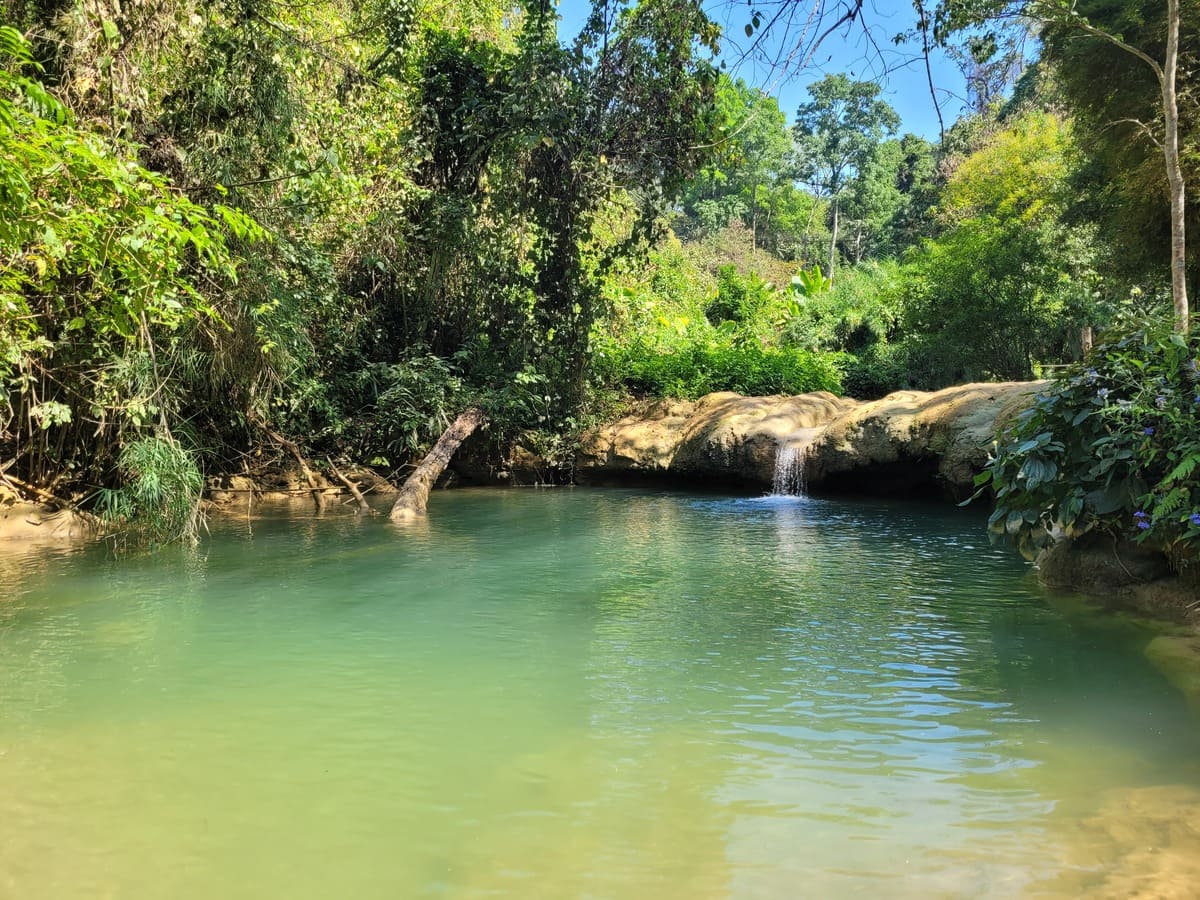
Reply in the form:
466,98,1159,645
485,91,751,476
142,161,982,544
793,73,899,278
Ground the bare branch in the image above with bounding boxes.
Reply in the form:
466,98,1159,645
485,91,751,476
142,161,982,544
1101,117,1162,149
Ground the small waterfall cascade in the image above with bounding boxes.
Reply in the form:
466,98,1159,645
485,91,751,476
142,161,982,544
771,427,821,497
771,442,809,497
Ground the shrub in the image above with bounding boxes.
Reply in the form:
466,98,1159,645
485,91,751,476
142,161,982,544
705,265,776,326
838,344,910,399
597,342,843,399
975,315,1200,570
783,260,904,354
97,437,205,545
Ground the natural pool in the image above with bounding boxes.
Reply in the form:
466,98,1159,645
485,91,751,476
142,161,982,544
2,487,1199,898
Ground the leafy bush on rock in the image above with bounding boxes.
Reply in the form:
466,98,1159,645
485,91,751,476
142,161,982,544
977,316,1200,570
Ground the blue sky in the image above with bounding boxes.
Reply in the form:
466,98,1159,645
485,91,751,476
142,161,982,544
554,0,971,141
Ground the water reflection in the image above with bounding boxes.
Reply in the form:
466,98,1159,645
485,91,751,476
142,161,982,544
0,487,1198,897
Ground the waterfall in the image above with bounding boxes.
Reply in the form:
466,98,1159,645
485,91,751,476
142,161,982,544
771,443,808,497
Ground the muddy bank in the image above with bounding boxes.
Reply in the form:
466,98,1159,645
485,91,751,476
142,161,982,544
0,500,94,545
0,463,398,549
205,465,398,507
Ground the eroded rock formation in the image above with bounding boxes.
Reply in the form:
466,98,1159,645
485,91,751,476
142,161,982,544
805,382,1044,497
577,391,856,485
576,383,1039,496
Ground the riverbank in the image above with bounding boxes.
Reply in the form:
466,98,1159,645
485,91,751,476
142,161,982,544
4,381,1194,626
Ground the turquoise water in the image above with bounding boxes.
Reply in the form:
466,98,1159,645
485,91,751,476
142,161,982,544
2,488,1199,898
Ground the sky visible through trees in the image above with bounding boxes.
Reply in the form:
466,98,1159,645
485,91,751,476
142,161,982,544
555,0,974,138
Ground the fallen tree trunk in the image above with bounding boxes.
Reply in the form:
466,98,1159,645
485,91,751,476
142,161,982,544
390,407,485,523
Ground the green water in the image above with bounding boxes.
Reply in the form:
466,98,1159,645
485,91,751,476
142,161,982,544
2,488,1200,898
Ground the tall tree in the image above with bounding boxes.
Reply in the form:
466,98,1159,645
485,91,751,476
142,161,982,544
934,0,1192,331
388,0,721,410
793,73,899,281
904,111,1097,381
843,133,937,260
685,76,794,247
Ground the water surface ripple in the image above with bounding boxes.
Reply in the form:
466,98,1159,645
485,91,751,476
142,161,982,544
2,488,1199,898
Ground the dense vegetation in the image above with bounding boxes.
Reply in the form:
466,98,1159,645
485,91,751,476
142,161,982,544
0,0,1196,560
979,317,1200,568
2,0,720,537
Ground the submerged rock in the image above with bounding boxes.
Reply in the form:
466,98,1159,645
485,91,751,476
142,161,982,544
1047,784,1200,899
1037,533,1199,626
1037,532,1173,594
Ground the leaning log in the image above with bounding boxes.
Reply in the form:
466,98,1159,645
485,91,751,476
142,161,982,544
389,407,485,523
327,458,375,515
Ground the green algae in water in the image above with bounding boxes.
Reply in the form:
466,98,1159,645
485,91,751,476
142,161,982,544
2,488,1200,898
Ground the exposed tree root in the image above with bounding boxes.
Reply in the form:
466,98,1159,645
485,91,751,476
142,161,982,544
248,413,327,512
327,458,375,515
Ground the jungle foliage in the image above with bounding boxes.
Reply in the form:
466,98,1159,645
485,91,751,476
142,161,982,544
1,0,720,538
0,0,1196,551
976,317,1200,569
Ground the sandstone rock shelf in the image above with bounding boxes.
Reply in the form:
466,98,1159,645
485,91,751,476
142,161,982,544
575,382,1043,498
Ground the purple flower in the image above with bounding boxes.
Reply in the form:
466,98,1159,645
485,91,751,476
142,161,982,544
1190,512,1200,528
1098,388,1110,399
1134,510,1150,520
1136,520,1151,530
1155,395,1168,409
1143,427,1155,436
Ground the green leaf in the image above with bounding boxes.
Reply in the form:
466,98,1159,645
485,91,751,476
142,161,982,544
1086,482,1128,515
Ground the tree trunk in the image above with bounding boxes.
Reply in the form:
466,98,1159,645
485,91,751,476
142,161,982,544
828,196,839,285
1163,0,1189,332
389,407,485,523
750,182,759,251
1065,0,1188,332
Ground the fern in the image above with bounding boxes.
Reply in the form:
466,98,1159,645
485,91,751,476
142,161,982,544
1161,451,1200,487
